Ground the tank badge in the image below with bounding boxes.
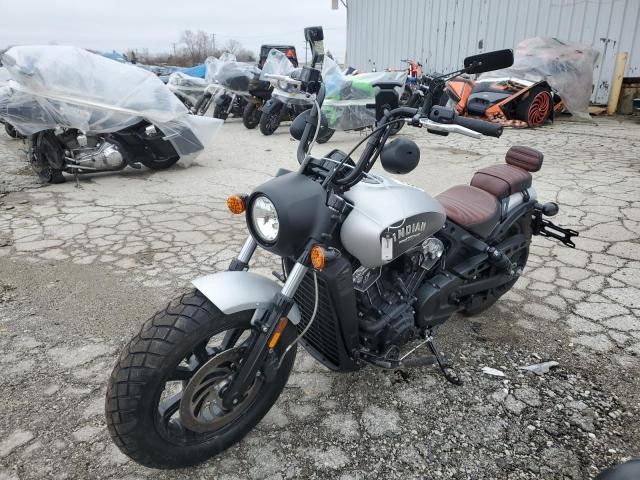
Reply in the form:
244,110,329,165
381,232,394,261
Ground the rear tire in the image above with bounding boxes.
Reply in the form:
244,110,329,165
462,216,532,316
516,86,552,127
29,131,66,184
105,289,297,469
242,103,261,129
139,156,180,170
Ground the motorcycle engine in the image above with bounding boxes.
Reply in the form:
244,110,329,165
353,237,444,357
72,134,125,170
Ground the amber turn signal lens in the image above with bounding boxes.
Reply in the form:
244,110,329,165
227,194,246,214
310,245,326,270
268,317,289,349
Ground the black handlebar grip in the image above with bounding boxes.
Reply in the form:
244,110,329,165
454,115,503,138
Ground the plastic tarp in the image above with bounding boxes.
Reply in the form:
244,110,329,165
0,67,10,86
205,53,263,96
179,64,206,79
260,49,312,105
0,45,222,158
479,37,599,119
321,56,407,130
167,71,208,105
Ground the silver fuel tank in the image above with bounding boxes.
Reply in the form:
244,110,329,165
341,174,446,268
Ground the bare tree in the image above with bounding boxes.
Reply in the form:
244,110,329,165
181,30,216,63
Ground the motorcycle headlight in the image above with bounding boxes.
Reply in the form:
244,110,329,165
250,195,279,243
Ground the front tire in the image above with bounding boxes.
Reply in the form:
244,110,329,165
105,289,297,469
4,123,25,139
242,102,261,129
259,111,282,136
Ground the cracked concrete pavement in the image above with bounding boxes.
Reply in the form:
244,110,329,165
0,115,639,479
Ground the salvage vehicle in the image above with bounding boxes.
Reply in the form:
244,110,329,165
445,37,598,127
0,46,221,183
105,48,579,468
445,74,561,127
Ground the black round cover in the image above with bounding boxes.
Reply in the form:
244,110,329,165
290,109,330,141
380,138,420,174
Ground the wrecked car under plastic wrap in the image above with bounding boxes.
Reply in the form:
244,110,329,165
321,56,406,130
167,71,208,106
0,45,222,159
479,37,598,120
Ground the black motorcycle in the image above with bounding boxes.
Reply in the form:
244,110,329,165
105,50,578,468
27,121,201,183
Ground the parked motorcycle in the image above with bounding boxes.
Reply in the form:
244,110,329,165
0,46,221,183
258,26,329,138
105,49,579,468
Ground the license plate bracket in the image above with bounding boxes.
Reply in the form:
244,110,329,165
534,217,579,248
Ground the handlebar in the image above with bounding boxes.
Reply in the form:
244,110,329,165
453,115,503,138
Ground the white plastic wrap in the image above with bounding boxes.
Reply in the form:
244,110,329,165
0,67,10,86
167,71,208,105
0,46,222,157
260,49,312,105
480,37,598,119
204,52,237,84
321,56,407,130
217,62,262,94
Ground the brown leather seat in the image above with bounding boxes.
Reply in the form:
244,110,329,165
436,185,500,238
470,164,532,199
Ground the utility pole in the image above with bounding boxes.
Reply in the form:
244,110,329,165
211,33,216,55
172,43,176,56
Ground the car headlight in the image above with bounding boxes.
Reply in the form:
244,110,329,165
250,195,279,243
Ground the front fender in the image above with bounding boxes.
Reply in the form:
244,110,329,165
192,271,301,324
261,98,282,115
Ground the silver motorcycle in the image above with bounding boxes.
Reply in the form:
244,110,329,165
106,49,578,468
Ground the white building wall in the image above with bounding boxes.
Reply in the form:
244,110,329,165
346,0,640,103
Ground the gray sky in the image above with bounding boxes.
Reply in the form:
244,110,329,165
0,0,347,63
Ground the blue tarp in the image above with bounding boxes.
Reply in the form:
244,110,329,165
178,64,206,79
100,50,128,63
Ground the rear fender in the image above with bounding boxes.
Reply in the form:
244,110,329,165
192,271,301,324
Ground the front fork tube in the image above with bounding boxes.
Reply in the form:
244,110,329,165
228,236,257,271
222,237,308,409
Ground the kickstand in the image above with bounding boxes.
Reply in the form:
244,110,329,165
74,168,80,188
426,335,463,385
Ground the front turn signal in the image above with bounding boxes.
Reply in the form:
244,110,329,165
310,245,326,271
268,317,289,349
227,194,246,214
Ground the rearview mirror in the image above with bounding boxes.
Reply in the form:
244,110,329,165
464,49,513,74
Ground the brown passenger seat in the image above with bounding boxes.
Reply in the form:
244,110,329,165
470,146,543,199
436,146,543,237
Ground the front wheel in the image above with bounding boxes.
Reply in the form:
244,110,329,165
259,111,282,136
105,289,297,469
242,102,261,129
4,123,25,139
